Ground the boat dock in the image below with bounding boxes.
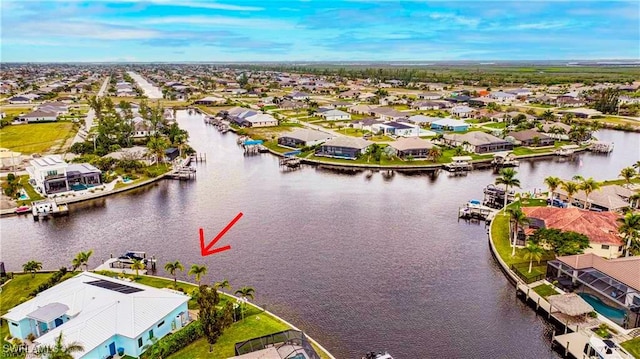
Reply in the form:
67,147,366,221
31,199,69,221
589,141,614,154
280,156,302,170
94,251,157,275
444,156,473,172
458,200,497,222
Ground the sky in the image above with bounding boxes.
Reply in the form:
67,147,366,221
1,0,639,62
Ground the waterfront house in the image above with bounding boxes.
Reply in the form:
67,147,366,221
278,128,334,147
443,132,514,154
430,118,469,132
133,119,154,139
2,272,190,358
388,137,435,159
244,113,278,127
521,207,624,258
315,137,372,159
546,253,640,329
554,184,636,212
26,155,68,194
507,129,555,147
321,109,351,121
65,163,102,190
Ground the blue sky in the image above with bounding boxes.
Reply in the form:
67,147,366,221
1,0,639,62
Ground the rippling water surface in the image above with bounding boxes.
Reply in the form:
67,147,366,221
2,111,638,358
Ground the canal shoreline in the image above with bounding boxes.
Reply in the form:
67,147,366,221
4,270,336,359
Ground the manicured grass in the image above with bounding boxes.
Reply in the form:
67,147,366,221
490,204,555,267
1,107,33,120
167,314,290,359
601,177,640,186
1,273,64,349
483,122,507,129
0,122,76,154
532,284,558,298
240,123,303,141
18,175,44,204
262,141,294,154
621,337,640,358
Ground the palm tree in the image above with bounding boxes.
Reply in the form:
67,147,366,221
522,241,545,273
427,147,442,162
38,332,84,359
561,181,579,207
164,261,184,285
541,110,555,122
72,250,93,271
130,259,145,278
634,161,640,175
235,286,256,320
543,176,562,202
619,167,637,187
495,168,521,213
578,177,601,209
147,137,170,167
22,260,42,278
214,279,231,293
506,207,530,256
188,264,207,285
618,213,640,257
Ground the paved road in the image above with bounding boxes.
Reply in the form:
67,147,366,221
127,71,163,99
72,77,109,145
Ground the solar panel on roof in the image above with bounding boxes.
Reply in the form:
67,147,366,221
86,279,144,294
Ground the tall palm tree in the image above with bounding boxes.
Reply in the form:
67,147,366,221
23,260,42,278
619,167,637,187
578,177,601,209
634,161,640,175
235,286,256,320
495,168,521,213
541,110,555,122
38,332,84,359
147,137,170,167
214,279,231,293
522,241,544,273
164,261,184,285
543,176,562,202
506,207,530,256
561,181,579,207
72,250,93,272
188,264,207,286
617,213,640,257
130,259,145,278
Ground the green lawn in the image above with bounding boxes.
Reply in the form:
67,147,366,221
1,273,62,349
532,284,558,298
0,122,76,154
483,122,507,129
1,107,33,120
490,203,556,267
18,175,44,204
621,337,640,358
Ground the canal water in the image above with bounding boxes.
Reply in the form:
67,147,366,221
1,111,638,358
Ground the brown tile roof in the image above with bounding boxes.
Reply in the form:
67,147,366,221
522,207,623,245
557,253,640,291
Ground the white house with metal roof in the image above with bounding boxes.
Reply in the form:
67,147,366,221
2,272,190,358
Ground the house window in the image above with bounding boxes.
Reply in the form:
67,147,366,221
602,245,610,250
138,338,143,347
149,329,154,340
11,322,18,327
157,320,164,328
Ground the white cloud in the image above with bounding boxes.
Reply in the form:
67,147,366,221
145,0,263,11
140,15,294,29
512,21,569,30
428,13,480,28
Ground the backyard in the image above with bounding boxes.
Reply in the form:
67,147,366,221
621,337,640,358
0,271,331,359
0,122,77,154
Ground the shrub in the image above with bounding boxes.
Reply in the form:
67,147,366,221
26,333,36,342
140,321,203,359
588,311,598,318
28,268,68,297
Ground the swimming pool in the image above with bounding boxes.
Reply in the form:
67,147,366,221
578,292,626,325
18,190,29,201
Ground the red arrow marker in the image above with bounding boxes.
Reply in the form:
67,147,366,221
199,212,243,257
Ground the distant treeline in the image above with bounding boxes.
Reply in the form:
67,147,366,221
229,64,640,87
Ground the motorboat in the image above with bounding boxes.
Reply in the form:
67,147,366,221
15,205,31,214
362,352,394,359
583,335,633,359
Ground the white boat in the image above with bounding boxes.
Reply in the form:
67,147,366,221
363,352,394,359
554,144,580,156
583,335,633,359
31,199,69,221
